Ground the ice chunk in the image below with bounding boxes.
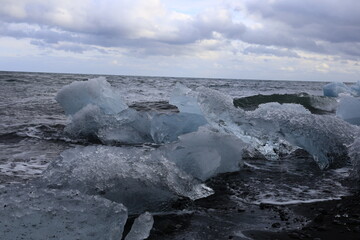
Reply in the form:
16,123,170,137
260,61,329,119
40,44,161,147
336,96,360,125
125,212,154,240
65,106,153,144
42,146,213,213
169,82,203,115
0,184,127,240
350,81,360,97
161,127,247,181
56,77,128,115
323,82,351,97
65,106,207,144
150,112,207,143
195,86,357,169
162,127,247,180
248,102,357,169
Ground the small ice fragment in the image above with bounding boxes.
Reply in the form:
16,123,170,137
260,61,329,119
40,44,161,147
125,212,154,240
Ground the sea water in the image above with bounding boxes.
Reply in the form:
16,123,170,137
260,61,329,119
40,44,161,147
0,71,358,239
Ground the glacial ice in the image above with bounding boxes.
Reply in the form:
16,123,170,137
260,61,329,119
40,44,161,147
194,86,357,169
125,212,154,240
248,102,357,169
150,112,207,143
0,184,128,240
169,82,203,115
350,81,360,96
42,145,213,213
336,96,360,125
323,82,351,97
161,127,247,181
56,77,128,116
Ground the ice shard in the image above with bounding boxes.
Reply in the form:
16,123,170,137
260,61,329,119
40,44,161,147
125,212,154,240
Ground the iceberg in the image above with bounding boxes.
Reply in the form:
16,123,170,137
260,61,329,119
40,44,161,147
41,145,213,213
125,212,154,240
336,96,360,125
323,82,351,97
161,127,247,181
56,77,128,116
0,184,128,240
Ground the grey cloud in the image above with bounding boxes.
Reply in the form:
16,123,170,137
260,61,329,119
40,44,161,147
243,46,300,58
235,0,360,59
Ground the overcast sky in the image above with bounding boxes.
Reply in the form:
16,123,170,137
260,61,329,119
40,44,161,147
0,0,359,81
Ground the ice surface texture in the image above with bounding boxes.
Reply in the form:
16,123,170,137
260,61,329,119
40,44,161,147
56,77,128,115
0,184,127,240
42,145,213,213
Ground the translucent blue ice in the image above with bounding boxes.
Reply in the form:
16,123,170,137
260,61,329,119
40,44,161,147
323,82,351,97
56,77,128,116
336,96,360,125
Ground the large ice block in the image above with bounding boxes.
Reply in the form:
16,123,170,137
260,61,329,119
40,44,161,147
0,184,128,240
56,77,128,115
42,146,213,213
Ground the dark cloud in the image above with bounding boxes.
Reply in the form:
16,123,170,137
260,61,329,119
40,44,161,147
241,0,360,58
